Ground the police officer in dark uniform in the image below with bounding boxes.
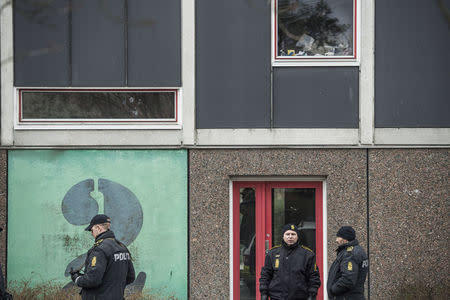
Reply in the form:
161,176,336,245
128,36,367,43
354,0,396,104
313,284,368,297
260,224,321,300
70,214,135,300
327,226,368,300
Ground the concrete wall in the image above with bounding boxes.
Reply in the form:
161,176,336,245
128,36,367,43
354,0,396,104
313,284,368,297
189,149,368,299
369,149,449,299
1,148,448,298
189,148,449,299
7,150,187,299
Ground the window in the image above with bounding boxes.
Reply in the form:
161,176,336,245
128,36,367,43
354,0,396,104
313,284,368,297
16,88,180,129
273,0,358,65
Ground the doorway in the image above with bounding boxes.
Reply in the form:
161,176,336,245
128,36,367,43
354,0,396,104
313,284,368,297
232,181,324,300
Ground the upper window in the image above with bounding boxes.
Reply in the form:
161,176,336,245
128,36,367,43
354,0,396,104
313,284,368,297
273,0,358,65
16,88,180,129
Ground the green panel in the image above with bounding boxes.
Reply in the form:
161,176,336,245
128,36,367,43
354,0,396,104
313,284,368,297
8,150,187,299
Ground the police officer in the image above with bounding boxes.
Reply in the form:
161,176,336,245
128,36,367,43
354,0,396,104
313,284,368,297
327,226,368,300
260,224,321,300
70,214,135,300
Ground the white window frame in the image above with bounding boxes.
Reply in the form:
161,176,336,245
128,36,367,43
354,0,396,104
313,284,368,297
272,0,361,67
14,87,182,130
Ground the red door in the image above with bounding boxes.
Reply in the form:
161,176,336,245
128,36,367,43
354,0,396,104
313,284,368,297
233,181,324,300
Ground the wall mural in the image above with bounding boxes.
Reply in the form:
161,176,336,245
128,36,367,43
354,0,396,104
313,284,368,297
62,178,146,292
8,150,187,299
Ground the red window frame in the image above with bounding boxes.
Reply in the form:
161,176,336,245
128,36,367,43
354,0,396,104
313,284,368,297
233,181,324,300
17,88,179,124
274,0,358,62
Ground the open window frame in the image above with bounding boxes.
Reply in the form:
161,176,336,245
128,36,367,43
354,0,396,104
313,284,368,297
272,0,360,67
14,87,182,130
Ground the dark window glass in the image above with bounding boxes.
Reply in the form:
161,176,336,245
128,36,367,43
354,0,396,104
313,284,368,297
20,90,176,120
272,188,316,251
277,0,354,58
239,188,256,300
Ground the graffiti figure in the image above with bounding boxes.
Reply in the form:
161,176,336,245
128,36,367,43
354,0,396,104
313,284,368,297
70,214,135,299
62,178,146,293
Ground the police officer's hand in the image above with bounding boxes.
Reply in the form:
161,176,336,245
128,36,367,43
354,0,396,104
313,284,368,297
261,293,268,300
69,268,82,283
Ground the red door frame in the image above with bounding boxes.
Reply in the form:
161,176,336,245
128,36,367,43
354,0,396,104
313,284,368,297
233,181,324,300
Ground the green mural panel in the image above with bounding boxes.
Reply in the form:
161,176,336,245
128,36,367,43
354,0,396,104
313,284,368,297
8,150,187,299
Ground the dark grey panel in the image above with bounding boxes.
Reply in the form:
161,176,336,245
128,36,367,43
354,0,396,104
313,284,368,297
375,0,450,127
273,67,359,128
127,0,181,87
71,0,125,86
196,0,271,128
14,0,70,86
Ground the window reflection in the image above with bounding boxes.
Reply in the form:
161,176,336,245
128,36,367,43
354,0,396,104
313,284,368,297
277,0,354,58
239,188,256,300
21,90,176,120
272,188,316,252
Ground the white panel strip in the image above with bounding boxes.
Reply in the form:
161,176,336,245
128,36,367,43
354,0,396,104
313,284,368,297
181,0,196,146
359,0,375,145
375,128,450,145
13,130,182,146
1,0,14,145
197,129,359,146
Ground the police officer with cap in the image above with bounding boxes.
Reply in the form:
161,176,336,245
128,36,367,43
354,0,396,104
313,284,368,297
327,226,368,300
70,214,135,300
260,223,321,300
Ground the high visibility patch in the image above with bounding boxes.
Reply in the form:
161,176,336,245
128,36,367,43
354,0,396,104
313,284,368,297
347,246,354,252
314,263,317,271
91,256,97,267
275,254,280,258
291,225,295,230
348,261,353,271
275,258,279,269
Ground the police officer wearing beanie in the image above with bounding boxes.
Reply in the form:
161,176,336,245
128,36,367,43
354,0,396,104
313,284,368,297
260,224,321,300
70,214,135,300
327,226,368,300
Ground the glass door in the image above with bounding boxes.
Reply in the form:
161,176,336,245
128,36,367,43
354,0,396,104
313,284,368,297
233,181,323,300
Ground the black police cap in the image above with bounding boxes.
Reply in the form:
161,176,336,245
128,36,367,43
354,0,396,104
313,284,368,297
282,223,299,236
85,214,111,231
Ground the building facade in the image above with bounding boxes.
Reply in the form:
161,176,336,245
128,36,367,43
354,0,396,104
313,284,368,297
1,0,449,299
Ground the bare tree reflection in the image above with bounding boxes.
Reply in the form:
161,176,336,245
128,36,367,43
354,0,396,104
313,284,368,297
22,91,175,120
278,0,351,56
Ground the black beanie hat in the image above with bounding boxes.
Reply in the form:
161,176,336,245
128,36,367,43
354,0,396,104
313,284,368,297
282,224,299,235
336,226,356,241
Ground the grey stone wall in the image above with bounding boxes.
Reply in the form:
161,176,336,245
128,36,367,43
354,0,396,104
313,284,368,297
189,149,368,299
189,148,449,299
369,149,449,299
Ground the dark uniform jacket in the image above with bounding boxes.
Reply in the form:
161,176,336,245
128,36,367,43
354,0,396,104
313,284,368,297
260,241,321,300
76,230,135,300
327,239,368,300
